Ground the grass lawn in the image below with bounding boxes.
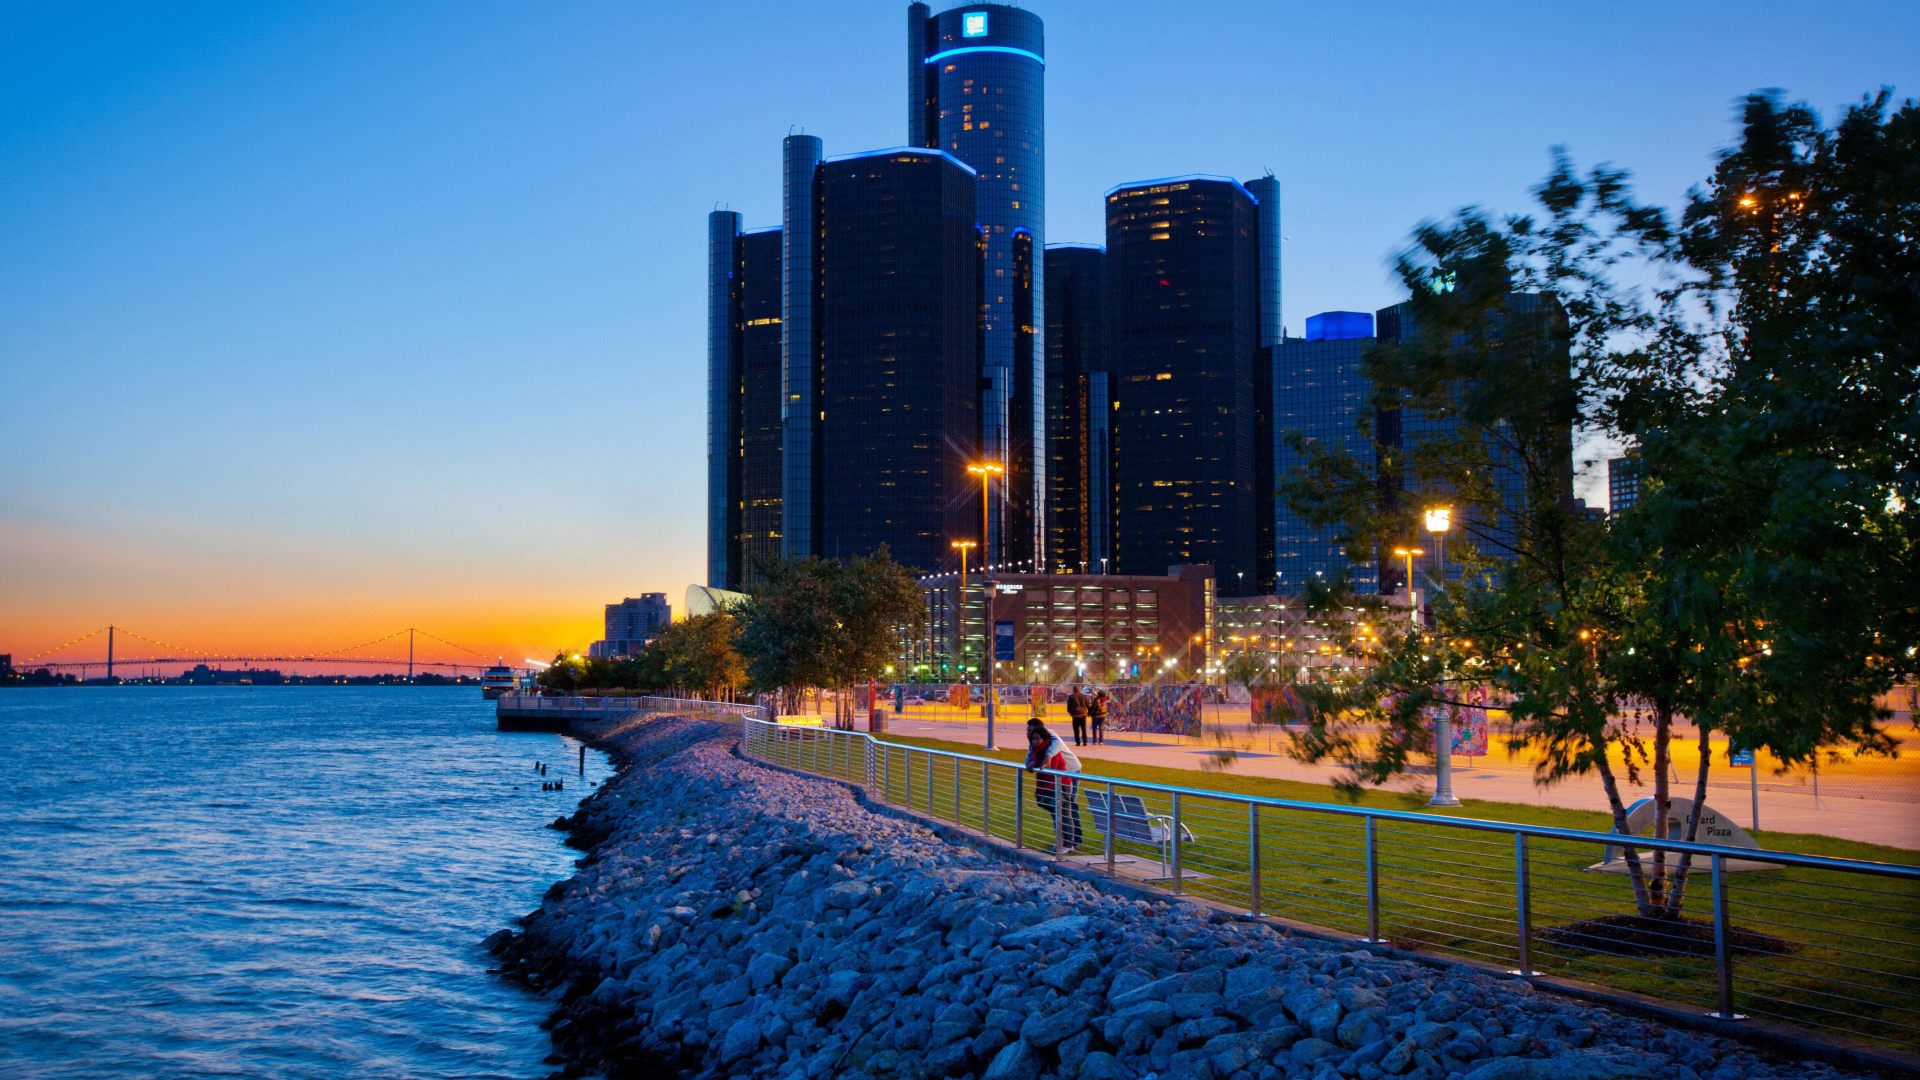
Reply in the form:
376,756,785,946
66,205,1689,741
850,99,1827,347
752,725,1920,1055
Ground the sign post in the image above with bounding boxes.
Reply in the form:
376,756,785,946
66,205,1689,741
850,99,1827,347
1729,743,1758,831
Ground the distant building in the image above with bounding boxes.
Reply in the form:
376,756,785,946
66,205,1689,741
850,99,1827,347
913,564,1214,682
1608,456,1640,514
909,1,1048,567
1105,176,1262,592
816,148,983,571
1213,593,1378,676
708,216,784,592
1272,311,1379,594
1373,295,1572,596
1043,243,1110,574
591,595,671,658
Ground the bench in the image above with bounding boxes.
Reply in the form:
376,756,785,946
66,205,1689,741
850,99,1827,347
1084,789,1196,878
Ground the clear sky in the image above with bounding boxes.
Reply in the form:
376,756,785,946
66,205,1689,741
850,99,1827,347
3,1,1915,669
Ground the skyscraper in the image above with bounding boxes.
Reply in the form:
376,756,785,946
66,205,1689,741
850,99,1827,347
816,148,983,571
1044,243,1109,573
707,216,787,591
1245,174,1283,593
782,134,824,560
1105,176,1260,590
908,3,1045,569
1273,311,1379,593
1608,456,1639,514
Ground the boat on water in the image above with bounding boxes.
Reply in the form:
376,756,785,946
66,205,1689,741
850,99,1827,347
481,664,518,699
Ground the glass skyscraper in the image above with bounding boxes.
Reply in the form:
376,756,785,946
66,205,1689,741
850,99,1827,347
1043,243,1109,574
1272,312,1378,593
707,219,784,593
815,149,983,572
1105,176,1260,590
909,3,1045,570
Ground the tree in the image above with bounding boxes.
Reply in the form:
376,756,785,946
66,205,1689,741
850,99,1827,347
733,548,925,727
1279,100,1913,921
643,612,747,700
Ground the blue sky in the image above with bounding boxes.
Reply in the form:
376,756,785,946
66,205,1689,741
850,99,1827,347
2,1,1915,662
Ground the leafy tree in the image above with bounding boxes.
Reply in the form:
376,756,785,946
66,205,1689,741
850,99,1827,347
644,612,747,700
733,548,925,727
1279,94,1914,920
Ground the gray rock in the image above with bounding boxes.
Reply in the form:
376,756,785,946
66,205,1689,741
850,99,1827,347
1041,951,1103,993
720,1018,760,1063
1225,965,1280,1001
1289,1037,1340,1065
983,1038,1044,1080
820,880,870,910
827,969,868,1007
1021,1002,1095,1049
748,952,793,989
710,975,751,1009
1059,1029,1094,1069
1171,990,1228,1019
1464,1058,1537,1080
1111,972,1187,1007
1080,1051,1137,1080
1424,991,1466,1022
1337,1006,1386,1049
1168,1046,1216,1080
1176,1015,1238,1045
1337,985,1385,1012
1000,915,1092,949
1114,999,1177,1031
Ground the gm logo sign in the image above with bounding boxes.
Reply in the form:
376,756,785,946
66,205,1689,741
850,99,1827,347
962,12,988,37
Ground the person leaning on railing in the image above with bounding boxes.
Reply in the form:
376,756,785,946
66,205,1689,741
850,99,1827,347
1025,718,1084,850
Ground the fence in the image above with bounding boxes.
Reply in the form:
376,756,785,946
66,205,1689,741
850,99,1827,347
740,717,1920,1057
498,694,766,723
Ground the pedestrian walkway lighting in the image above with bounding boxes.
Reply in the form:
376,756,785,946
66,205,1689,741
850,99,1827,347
965,462,1004,749
1392,547,1424,627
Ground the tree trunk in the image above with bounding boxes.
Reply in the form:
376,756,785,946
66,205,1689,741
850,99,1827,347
1650,700,1673,912
1594,749,1657,917
1663,719,1716,918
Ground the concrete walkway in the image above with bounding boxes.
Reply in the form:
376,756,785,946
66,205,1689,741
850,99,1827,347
881,712,1920,852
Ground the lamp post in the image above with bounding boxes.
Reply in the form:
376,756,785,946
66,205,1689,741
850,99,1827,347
950,540,975,694
967,461,1005,750
1391,546,1424,628
1424,506,1452,591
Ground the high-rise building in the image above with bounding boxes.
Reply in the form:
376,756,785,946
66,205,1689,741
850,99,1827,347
591,594,671,657
1608,456,1639,514
1043,243,1109,574
707,214,784,592
1245,174,1283,594
909,3,1045,569
781,135,825,561
1374,295,1572,595
1105,176,1261,592
1272,311,1379,593
816,148,983,572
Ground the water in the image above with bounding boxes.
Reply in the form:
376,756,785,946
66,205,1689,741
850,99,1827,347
0,687,612,1079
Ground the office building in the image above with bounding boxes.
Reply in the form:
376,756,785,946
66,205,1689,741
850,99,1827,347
1608,456,1639,514
909,3,1046,568
591,595,671,658
1373,295,1572,595
1213,593,1377,676
707,215,784,592
1044,243,1109,574
781,134,824,560
1272,311,1379,593
816,148,983,571
914,564,1213,682
1105,176,1261,592
1245,174,1283,594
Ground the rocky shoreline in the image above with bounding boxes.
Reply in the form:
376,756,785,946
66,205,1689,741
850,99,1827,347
489,716,1873,1080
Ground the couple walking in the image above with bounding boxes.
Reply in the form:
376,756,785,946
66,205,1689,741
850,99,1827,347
1065,686,1107,747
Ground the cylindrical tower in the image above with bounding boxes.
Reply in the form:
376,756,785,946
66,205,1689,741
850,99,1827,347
781,134,823,559
912,3,1044,569
707,211,742,589
1245,175,1283,348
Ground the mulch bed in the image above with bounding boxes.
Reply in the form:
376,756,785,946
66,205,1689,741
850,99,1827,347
1538,913,1798,958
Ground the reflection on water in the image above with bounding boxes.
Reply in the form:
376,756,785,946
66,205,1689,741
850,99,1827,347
0,687,610,1079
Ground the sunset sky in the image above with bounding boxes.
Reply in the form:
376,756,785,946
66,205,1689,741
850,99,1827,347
4,1,1915,670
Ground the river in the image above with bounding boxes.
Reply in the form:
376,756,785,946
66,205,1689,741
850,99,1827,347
0,686,611,1079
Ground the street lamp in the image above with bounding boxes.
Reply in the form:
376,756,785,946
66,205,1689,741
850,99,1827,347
966,461,1005,749
1392,547,1424,628
1424,506,1452,589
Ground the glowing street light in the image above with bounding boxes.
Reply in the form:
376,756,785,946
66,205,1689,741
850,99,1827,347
1392,547,1424,627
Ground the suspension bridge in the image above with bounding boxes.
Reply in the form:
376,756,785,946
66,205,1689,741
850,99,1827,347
7,625,508,681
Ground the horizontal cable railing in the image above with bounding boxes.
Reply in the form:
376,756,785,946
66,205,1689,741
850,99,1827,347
739,717,1920,1056
498,694,766,722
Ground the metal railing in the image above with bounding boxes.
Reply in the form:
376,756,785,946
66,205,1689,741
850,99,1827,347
498,694,766,723
740,718,1920,1056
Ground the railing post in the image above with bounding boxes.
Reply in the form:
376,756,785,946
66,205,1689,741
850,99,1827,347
1248,801,1261,917
1360,816,1386,944
924,749,933,811
1512,832,1536,975
1053,772,1063,857
981,762,990,838
1709,854,1745,1020
903,749,912,811
952,756,961,827
1105,781,1116,876
881,742,891,803
1015,770,1025,849
1171,791,1183,894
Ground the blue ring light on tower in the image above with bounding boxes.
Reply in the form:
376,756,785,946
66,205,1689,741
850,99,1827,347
925,45,1045,66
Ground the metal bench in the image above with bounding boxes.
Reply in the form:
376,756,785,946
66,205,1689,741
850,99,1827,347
1084,789,1195,878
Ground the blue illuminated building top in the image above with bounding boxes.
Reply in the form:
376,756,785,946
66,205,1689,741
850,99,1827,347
1305,311,1373,341
1104,174,1258,205
825,146,978,176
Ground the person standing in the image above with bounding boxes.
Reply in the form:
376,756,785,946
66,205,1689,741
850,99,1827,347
1089,690,1110,745
1066,685,1090,746
1024,718,1084,849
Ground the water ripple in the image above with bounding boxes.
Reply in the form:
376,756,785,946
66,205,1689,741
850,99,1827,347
0,686,609,1079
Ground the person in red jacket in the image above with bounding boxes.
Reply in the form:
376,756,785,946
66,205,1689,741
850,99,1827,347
1024,718,1084,849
